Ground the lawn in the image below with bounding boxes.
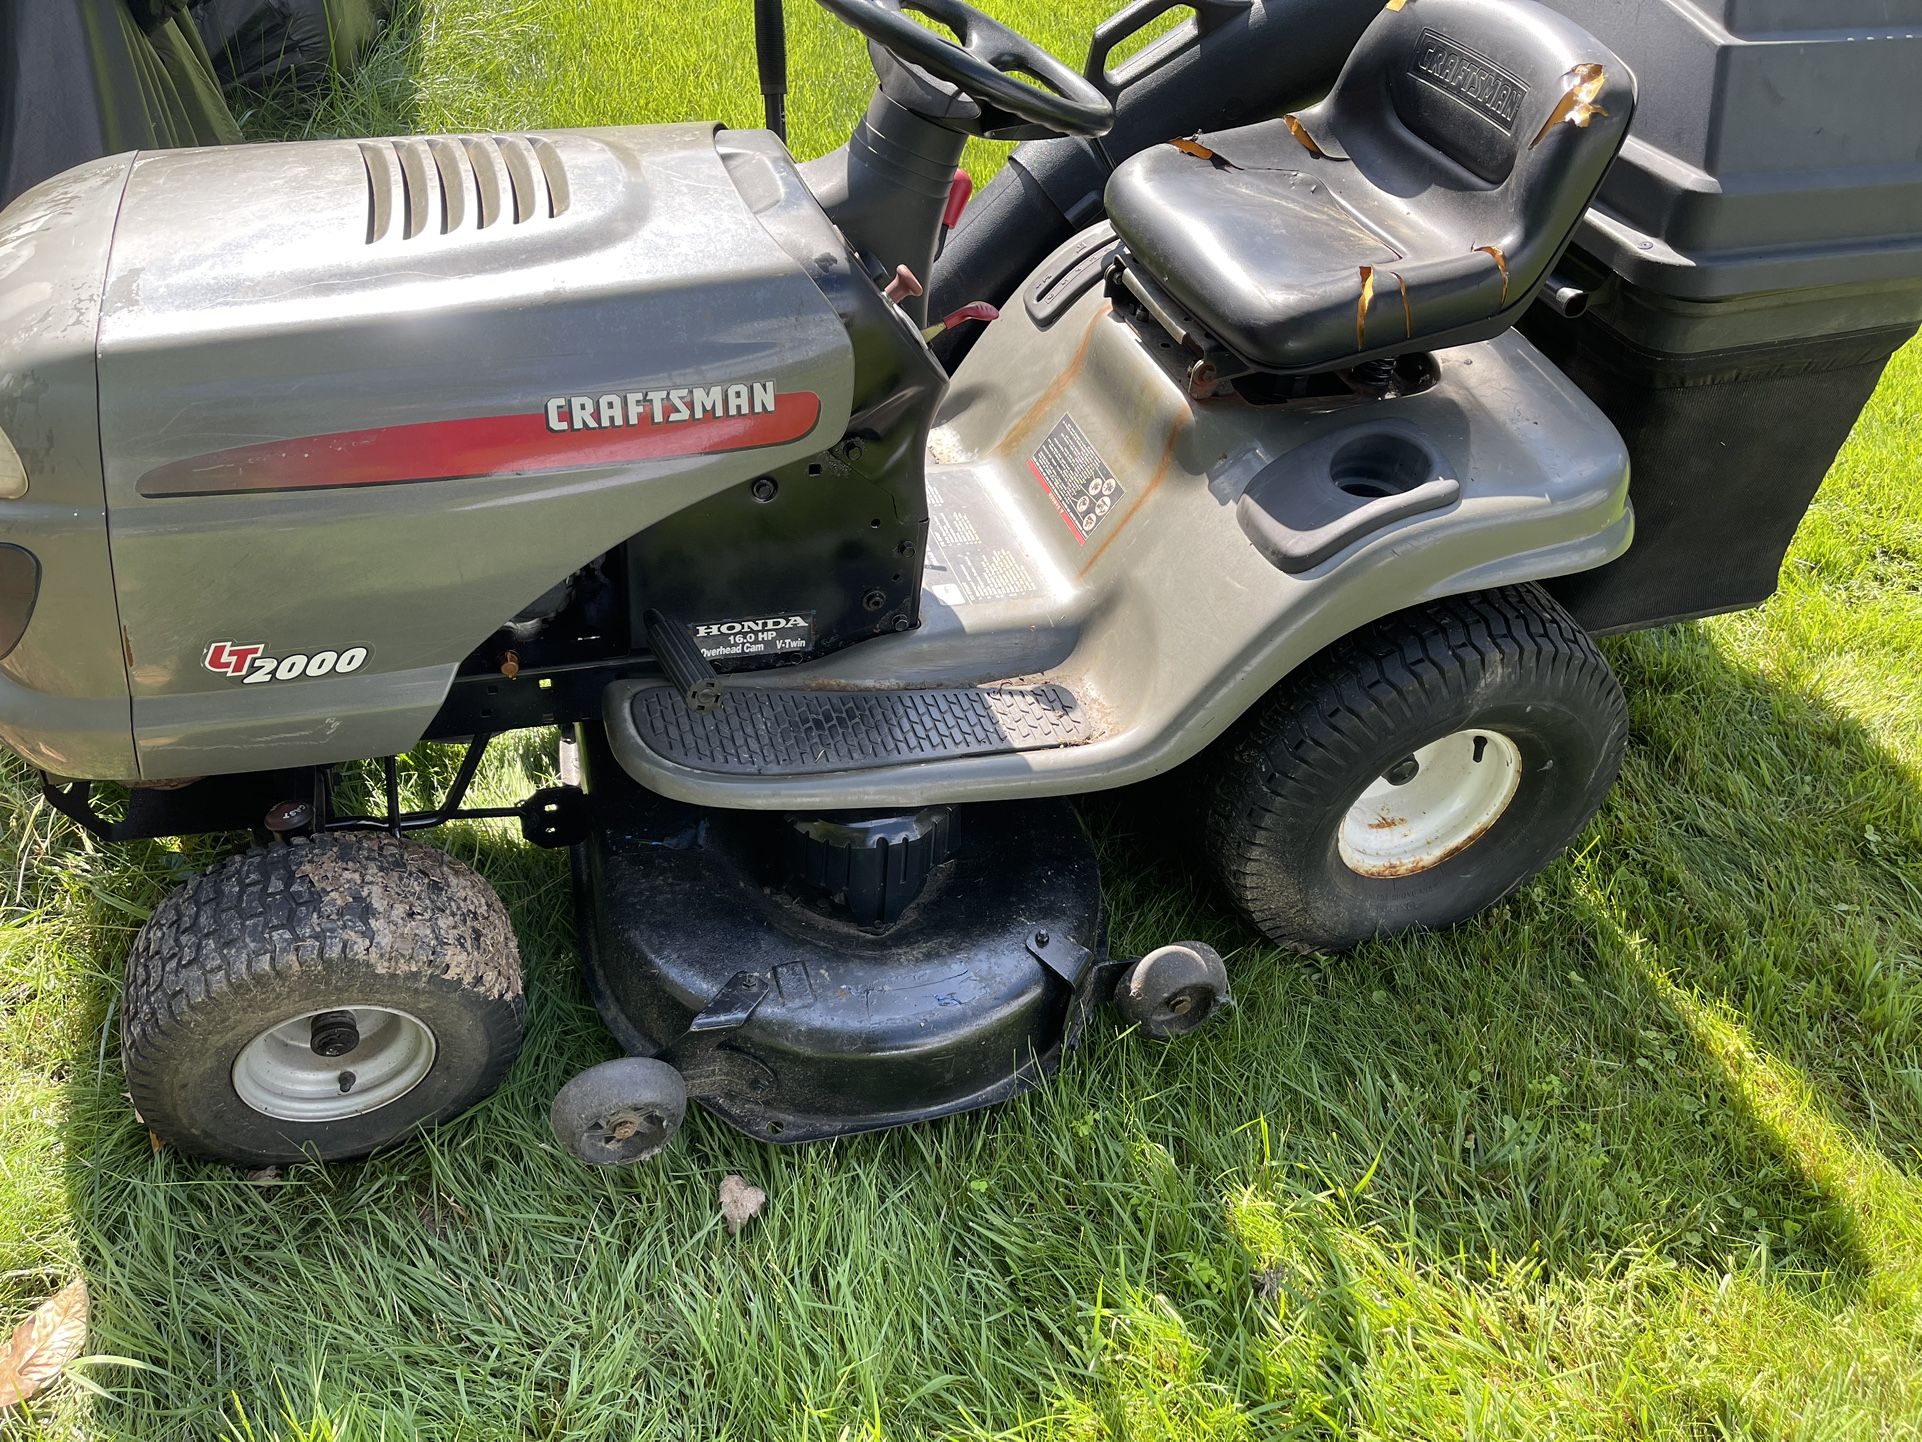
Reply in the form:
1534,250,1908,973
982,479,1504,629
5,1,1922,1437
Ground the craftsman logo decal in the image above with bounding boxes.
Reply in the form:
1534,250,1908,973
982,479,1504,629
138,381,821,498
1410,31,1529,133
205,641,369,685
688,612,814,660
545,381,778,432
1028,415,1124,546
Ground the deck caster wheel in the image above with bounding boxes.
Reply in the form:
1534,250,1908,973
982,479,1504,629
551,1058,687,1166
1116,942,1230,1040
121,834,524,1166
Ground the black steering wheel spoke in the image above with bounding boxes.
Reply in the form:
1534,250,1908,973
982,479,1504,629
815,0,1114,141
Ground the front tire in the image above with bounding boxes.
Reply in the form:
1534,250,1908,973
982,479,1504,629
1204,585,1626,953
122,833,525,1166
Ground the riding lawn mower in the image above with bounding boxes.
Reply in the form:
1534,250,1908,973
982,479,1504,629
0,0,1915,1167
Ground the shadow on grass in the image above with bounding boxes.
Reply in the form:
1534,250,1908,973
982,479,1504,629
1084,619,1922,1304
33,622,1921,1434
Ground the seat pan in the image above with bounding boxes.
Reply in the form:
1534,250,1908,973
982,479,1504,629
1108,146,1420,371
1102,0,1636,376
1099,147,1414,369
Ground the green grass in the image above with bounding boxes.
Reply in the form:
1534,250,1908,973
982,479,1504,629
5,2,1922,1436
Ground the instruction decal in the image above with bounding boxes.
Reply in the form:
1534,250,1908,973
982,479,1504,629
1028,415,1123,546
688,612,814,660
923,473,1042,607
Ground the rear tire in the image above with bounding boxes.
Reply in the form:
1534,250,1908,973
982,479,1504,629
1204,585,1626,953
122,833,524,1166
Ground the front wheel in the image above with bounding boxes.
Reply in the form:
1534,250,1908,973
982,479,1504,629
122,833,525,1166
1204,585,1626,953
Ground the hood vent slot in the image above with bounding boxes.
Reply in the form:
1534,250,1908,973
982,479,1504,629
361,135,571,243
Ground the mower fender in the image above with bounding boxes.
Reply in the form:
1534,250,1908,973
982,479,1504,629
606,246,1633,809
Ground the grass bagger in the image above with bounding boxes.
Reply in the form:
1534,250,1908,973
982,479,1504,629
1,0,1915,1168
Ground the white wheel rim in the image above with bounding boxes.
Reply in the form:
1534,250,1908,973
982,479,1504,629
232,1007,437,1123
1338,729,1522,878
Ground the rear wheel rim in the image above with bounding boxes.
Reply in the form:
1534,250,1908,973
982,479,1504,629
232,1006,438,1122
1338,729,1523,878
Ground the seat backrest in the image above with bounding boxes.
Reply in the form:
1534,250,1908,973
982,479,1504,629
1301,0,1635,267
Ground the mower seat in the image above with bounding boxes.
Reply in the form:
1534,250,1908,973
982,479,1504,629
1104,0,1634,375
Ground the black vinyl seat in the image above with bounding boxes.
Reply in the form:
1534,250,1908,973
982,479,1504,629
1105,0,1635,375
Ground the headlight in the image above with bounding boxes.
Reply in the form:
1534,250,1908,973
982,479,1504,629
0,426,24,499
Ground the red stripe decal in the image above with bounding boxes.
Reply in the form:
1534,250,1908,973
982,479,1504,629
137,392,823,498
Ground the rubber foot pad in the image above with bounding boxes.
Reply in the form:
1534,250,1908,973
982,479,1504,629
626,683,1093,776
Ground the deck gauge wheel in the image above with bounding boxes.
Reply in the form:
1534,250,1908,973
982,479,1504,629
550,1058,688,1166
1115,942,1231,1039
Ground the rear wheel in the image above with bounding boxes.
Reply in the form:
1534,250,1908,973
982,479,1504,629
1204,585,1626,953
122,833,524,1166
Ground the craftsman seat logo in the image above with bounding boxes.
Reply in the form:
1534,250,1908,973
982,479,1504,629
546,381,778,433
1410,30,1529,133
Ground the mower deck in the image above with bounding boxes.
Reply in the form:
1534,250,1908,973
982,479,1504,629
571,725,1111,1144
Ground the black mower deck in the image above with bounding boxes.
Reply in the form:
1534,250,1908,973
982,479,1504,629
571,723,1111,1143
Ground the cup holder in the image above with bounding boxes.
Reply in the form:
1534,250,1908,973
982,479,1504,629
1236,421,1461,575
1330,432,1436,499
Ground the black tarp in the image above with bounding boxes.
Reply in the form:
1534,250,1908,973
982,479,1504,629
189,0,392,91
1,0,240,209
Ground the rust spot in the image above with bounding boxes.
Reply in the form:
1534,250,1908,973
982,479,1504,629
1076,407,1193,575
1367,815,1407,830
1474,245,1510,306
1530,64,1609,149
120,625,134,670
1003,302,1111,457
1169,137,1231,166
1282,114,1345,161
1350,809,1506,878
1356,266,1377,348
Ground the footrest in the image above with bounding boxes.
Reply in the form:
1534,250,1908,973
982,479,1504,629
624,683,1094,777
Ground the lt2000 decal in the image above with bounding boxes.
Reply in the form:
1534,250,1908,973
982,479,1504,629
205,640,369,685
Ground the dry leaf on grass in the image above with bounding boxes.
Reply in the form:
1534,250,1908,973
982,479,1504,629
718,1175,766,1235
0,1279,89,1410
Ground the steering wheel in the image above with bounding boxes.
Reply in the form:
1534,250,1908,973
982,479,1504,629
815,0,1114,141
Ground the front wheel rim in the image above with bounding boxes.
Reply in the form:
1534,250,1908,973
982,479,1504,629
1338,729,1523,878
232,1006,438,1123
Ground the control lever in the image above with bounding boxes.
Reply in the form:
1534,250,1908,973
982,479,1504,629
923,301,1000,341
643,609,726,714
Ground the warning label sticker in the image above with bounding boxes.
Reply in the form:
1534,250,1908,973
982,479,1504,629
1028,415,1124,546
688,612,814,660
923,473,1042,607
